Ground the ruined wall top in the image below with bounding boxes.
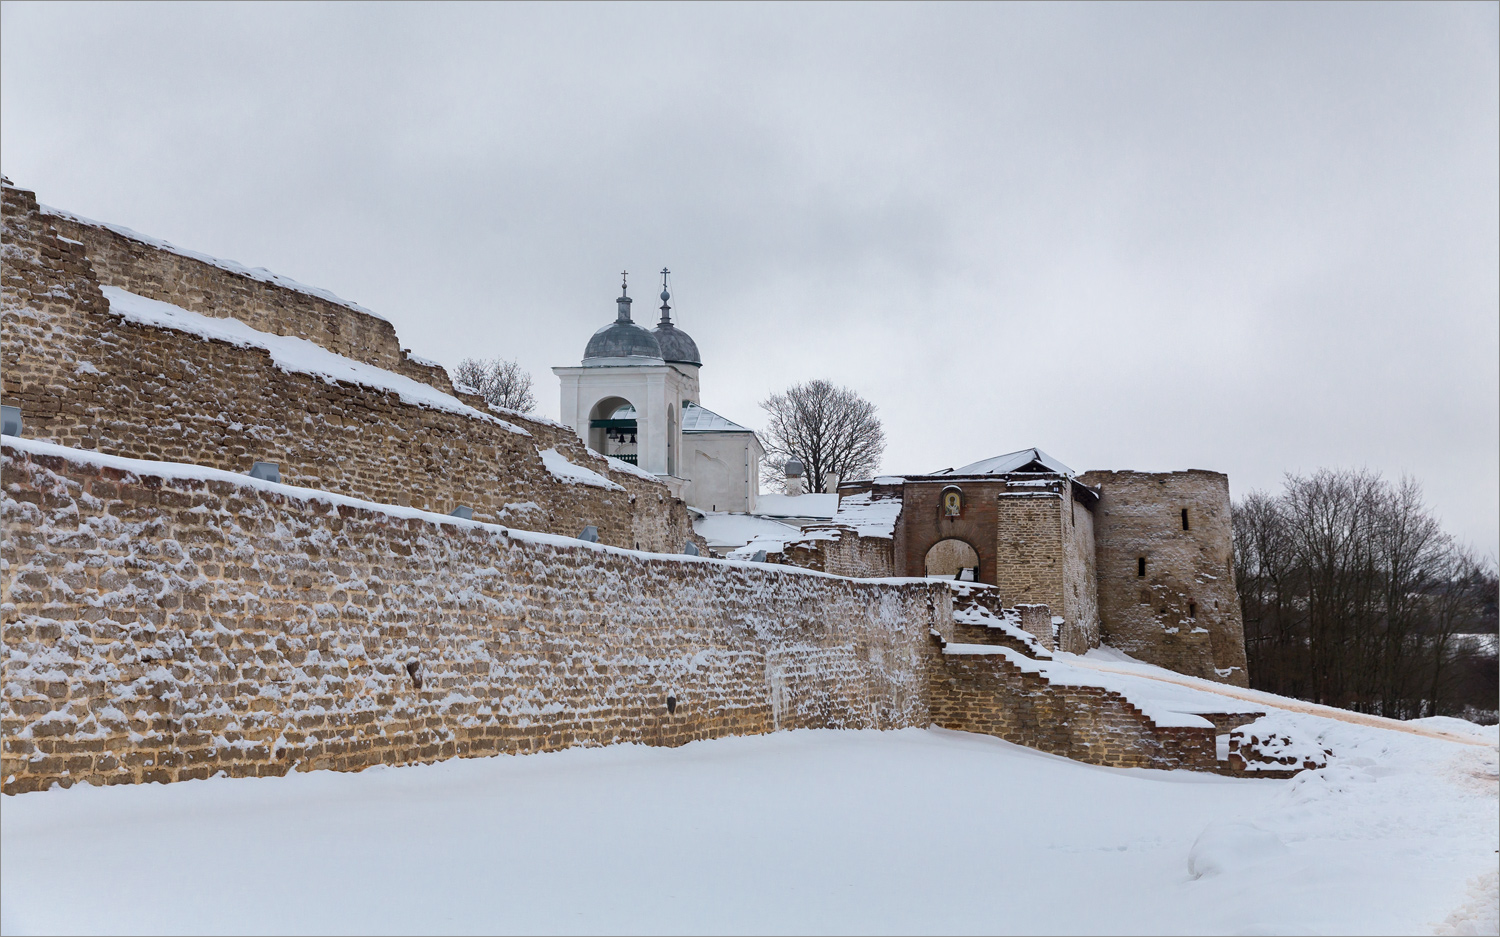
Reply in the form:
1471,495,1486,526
33,189,455,395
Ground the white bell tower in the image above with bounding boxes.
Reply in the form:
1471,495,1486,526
553,271,700,497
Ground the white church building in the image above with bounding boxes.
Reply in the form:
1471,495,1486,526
553,274,766,514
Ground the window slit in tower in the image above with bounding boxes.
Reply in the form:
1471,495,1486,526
1137,557,1146,577
1181,508,1190,531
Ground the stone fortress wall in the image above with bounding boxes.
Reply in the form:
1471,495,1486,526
42,206,455,394
2,441,1219,792
1,177,1238,792
1080,470,1248,684
1,180,699,555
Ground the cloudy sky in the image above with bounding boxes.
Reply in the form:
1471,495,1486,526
3,2,1496,555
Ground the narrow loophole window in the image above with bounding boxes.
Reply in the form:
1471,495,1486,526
1181,508,1190,531
1137,557,1147,577
666,696,677,714
1189,602,1197,618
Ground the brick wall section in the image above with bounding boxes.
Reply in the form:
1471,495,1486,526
1,443,945,793
2,181,701,555
42,206,454,394
1079,470,1249,686
894,479,1005,582
928,648,1216,770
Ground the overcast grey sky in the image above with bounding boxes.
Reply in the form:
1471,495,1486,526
3,1,1496,555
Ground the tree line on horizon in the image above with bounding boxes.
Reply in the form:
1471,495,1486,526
1233,469,1497,723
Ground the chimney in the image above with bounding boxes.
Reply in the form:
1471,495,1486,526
784,458,804,496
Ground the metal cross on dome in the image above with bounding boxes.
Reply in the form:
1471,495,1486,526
620,270,628,293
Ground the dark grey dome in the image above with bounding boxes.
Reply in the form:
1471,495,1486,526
652,322,701,367
583,321,662,362
582,288,664,364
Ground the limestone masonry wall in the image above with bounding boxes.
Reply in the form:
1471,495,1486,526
1060,490,1100,654
1,443,943,793
1079,470,1248,686
2,443,1222,790
993,493,1067,612
42,207,454,394
1,178,1237,790
2,181,698,555
928,648,1214,770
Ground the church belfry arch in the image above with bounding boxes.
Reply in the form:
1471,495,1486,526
587,395,638,464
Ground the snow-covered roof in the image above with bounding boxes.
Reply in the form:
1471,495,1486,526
934,447,1076,478
693,512,804,551
754,492,838,520
681,402,754,434
825,490,903,539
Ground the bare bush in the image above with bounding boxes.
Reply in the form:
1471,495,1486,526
454,357,537,414
759,379,885,493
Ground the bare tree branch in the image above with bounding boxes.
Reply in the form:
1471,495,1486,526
454,357,537,414
759,379,885,493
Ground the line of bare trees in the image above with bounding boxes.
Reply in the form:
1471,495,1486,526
1234,469,1497,721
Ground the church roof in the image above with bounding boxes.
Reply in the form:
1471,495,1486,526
653,322,701,367
582,320,663,364
681,402,753,434
934,447,1077,477
582,283,665,366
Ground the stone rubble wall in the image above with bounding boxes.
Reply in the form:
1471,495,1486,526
1079,470,1248,686
993,493,1067,612
1,443,944,793
929,646,1216,771
41,206,453,394
2,180,701,555
772,527,896,579
2,442,1230,791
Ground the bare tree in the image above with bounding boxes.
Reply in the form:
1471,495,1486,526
1233,468,1496,720
759,379,885,493
454,357,537,414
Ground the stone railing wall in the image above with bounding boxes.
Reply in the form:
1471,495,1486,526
1,441,945,793
2,180,700,555
929,645,1216,771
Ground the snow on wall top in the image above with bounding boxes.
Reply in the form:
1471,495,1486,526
41,204,391,323
100,286,529,436
942,644,1217,729
826,490,902,539
754,493,838,520
934,447,1076,478
539,448,624,491
601,452,661,483
1,437,899,582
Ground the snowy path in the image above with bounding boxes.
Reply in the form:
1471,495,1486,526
3,726,1494,935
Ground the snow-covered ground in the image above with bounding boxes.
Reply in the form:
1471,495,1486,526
3,716,1494,935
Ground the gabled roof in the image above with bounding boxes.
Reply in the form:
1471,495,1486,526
934,447,1076,478
681,402,754,434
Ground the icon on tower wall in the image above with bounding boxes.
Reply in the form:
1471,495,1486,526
942,485,963,518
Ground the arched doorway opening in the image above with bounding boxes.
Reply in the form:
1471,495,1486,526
925,538,980,580
588,396,638,464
